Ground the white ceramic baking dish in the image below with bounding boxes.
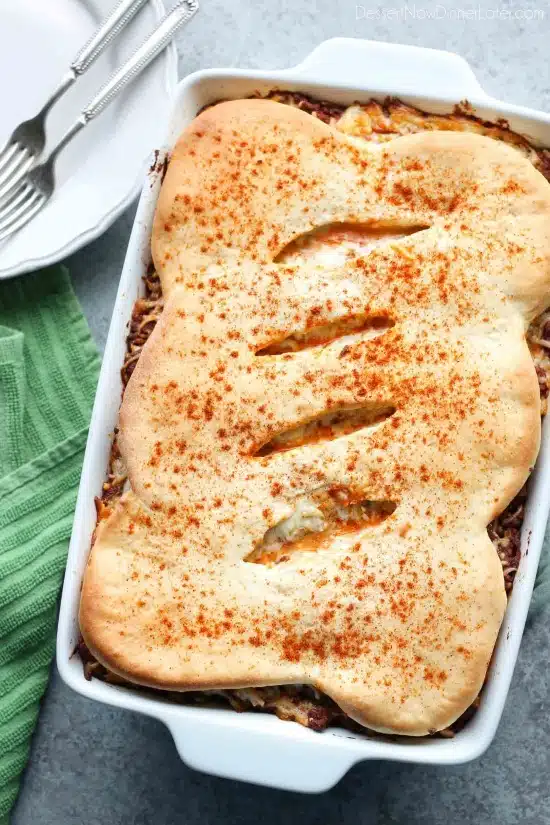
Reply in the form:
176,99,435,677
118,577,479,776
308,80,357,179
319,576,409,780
57,38,550,793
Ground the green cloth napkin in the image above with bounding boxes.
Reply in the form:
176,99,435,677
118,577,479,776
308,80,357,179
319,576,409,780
0,266,100,824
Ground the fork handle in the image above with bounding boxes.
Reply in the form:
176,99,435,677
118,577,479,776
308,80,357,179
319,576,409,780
81,0,198,122
70,0,150,76
48,0,198,166
38,0,150,119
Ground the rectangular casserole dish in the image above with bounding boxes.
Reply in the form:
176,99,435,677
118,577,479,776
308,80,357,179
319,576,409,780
57,38,550,793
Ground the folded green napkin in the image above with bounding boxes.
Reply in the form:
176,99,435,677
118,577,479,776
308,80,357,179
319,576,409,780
0,266,100,824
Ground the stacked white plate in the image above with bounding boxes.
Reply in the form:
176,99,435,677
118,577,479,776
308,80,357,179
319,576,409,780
0,0,177,279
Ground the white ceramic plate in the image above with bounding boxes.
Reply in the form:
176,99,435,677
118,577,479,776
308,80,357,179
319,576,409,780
0,0,177,279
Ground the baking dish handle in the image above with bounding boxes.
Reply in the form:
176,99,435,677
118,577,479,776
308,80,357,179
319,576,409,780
164,714,359,792
283,38,489,103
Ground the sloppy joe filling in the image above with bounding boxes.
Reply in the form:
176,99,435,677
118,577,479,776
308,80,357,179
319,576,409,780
246,497,397,566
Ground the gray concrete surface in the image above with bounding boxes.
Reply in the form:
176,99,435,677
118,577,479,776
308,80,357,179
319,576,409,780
10,0,550,822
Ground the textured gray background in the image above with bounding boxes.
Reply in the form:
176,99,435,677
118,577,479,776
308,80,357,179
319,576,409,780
11,0,550,822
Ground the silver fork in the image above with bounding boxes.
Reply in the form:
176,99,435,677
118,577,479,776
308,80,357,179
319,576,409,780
0,0,198,243
0,0,150,204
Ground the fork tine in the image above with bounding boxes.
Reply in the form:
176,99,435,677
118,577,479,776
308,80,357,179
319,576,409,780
0,189,44,238
0,152,35,203
0,147,31,192
0,186,42,233
0,192,46,242
0,183,34,220
0,143,24,173
0,142,20,174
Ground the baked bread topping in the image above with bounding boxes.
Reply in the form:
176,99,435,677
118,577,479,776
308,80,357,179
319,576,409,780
80,95,550,736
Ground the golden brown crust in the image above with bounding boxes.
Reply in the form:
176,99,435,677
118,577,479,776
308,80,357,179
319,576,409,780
81,99,550,735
